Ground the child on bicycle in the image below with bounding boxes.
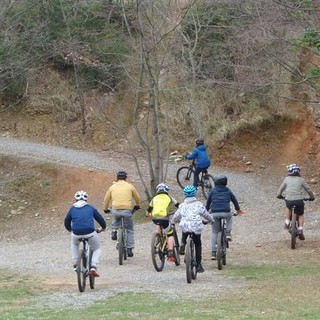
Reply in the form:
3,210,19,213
146,183,180,262
185,137,211,187
277,163,315,240
64,190,106,277
173,185,214,273
206,175,244,260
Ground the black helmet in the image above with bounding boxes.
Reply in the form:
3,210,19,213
195,137,204,145
214,175,228,186
117,171,127,179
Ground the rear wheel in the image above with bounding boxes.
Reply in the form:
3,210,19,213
77,249,87,292
201,173,215,199
89,249,95,289
217,232,223,270
185,237,193,283
291,213,297,249
177,166,194,189
173,228,180,266
151,233,165,272
191,241,197,280
222,235,227,266
118,228,124,265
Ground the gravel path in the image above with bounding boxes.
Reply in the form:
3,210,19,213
0,136,319,308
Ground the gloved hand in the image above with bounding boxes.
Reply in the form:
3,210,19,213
133,205,140,211
277,195,284,200
104,209,111,214
309,197,315,201
184,154,189,159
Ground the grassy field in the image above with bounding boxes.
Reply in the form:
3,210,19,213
1,257,320,320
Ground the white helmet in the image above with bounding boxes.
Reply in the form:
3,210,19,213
74,190,88,201
156,183,170,193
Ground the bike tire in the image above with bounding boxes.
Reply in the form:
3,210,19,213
77,249,86,292
222,235,227,266
201,173,214,199
151,232,165,272
191,241,197,280
89,249,95,289
185,237,193,283
291,213,297,250
177,166,194,189
173,228,180,266
123,229,127,261
217,231,223,270
118,228,124,265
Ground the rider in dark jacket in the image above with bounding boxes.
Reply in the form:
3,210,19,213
185,137,211,187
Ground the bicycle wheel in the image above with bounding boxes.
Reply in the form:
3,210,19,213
118,228,124,265
77,249,87,292
123,229,127,261
185,237,193,283
291,213,297,250
191,242,197,280
201,173,214,199
222,235,227,266
177,166,194,189
151,232,165,272
217,231,223,270
89,249,95,289
173,228,180,266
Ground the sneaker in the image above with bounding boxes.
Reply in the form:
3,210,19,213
111,230,117,240
167,250,175,262
73,264,78,272
89,267,100,277
197,263,205,273
179,244,185,255
298,230,305,240
226,235,232,242
211,252,217,260
127,248,134,257
284,223,290,230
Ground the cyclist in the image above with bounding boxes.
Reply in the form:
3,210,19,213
277,163,315,240
146,183,180,262
206,175,244,260
173,185,214,273
64,190,106,277
103,171,141,257
185,137,211,188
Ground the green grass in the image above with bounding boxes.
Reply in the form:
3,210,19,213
2,260,320,320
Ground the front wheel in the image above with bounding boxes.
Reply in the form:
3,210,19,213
177,166,194,189
151,233,165,272
201,173,215,199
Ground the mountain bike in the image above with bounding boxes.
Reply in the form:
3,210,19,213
176,159,214,199
151,215,180,272
76,229,102,292
282,198,311,250
185,233,197,283
216,212,239,270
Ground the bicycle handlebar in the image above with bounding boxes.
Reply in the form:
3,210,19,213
277,196,314,201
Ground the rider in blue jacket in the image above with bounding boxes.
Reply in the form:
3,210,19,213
185,137,211,187
64,190,106,277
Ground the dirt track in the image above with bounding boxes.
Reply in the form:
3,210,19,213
0,136,319,306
